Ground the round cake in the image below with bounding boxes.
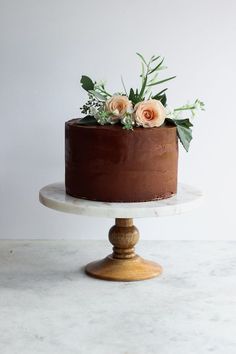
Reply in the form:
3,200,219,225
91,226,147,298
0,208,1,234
65,119,178,202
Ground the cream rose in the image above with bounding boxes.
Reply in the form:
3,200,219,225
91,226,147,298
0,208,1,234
105,95,132,120
134,99,166,128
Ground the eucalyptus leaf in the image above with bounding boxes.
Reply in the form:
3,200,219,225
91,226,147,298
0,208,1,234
80,76,94,92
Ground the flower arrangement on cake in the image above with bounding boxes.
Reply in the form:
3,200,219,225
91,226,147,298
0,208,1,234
78,53,204,152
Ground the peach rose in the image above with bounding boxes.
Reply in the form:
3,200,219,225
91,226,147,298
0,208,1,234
134,99,166,128
105,95,132,120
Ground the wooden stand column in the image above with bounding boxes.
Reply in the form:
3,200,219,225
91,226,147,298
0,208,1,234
40,183,203,282
85,218,162,281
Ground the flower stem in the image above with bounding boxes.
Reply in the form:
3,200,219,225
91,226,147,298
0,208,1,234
174,106,195,111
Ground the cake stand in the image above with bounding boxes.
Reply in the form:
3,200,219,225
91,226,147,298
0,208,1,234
39,183,203,281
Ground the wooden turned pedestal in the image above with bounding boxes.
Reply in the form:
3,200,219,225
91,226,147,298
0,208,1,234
39,183,203,282
85,218,162,281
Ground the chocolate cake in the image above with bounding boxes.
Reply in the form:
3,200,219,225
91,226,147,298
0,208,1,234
65,119,178,202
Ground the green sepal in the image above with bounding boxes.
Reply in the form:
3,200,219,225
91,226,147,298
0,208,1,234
80,76,94,92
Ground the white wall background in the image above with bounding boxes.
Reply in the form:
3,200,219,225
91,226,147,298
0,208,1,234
1,0,236,240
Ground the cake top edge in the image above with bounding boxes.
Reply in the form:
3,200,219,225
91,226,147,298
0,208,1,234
66,118,177,130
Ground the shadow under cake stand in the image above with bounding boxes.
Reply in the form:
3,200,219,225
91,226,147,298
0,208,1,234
39,183,203,282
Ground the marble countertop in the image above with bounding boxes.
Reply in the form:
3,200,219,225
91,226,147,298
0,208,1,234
0,240,235,354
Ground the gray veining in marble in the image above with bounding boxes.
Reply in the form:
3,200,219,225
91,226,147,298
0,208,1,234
39,182,203,218
0,240,235,354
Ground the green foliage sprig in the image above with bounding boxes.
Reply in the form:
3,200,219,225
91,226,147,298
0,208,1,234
166,99,205,151
132,53,176,106
79,54,205,151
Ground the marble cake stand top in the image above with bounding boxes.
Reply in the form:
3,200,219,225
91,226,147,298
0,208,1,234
39,182,203,219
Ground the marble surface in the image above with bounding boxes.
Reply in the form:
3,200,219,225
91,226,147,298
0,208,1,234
39,183,203,218
0,240,235,354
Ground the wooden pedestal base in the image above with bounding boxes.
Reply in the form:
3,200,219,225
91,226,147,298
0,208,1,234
85,218,162,281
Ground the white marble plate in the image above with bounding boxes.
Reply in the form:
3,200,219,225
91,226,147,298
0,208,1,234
39,182,203,218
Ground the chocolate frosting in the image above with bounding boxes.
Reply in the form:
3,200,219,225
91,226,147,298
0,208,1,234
65,119,178,202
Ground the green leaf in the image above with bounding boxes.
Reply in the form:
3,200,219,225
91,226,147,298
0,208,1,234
159,93,167,106
139,75,148,98
169,118,193,152
176,125,192,152
148,58,165,75
141,62,145,84
152,88,168,99
173,119,193,128
129,88,135,101
77,115,98,125
151,92,167,107
136,52,147,65
89,90,106,101
147,75,176,86
151,55,161,63
80,75,94,92
165,118,176,126
121,75,127,95
129,88,141,105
